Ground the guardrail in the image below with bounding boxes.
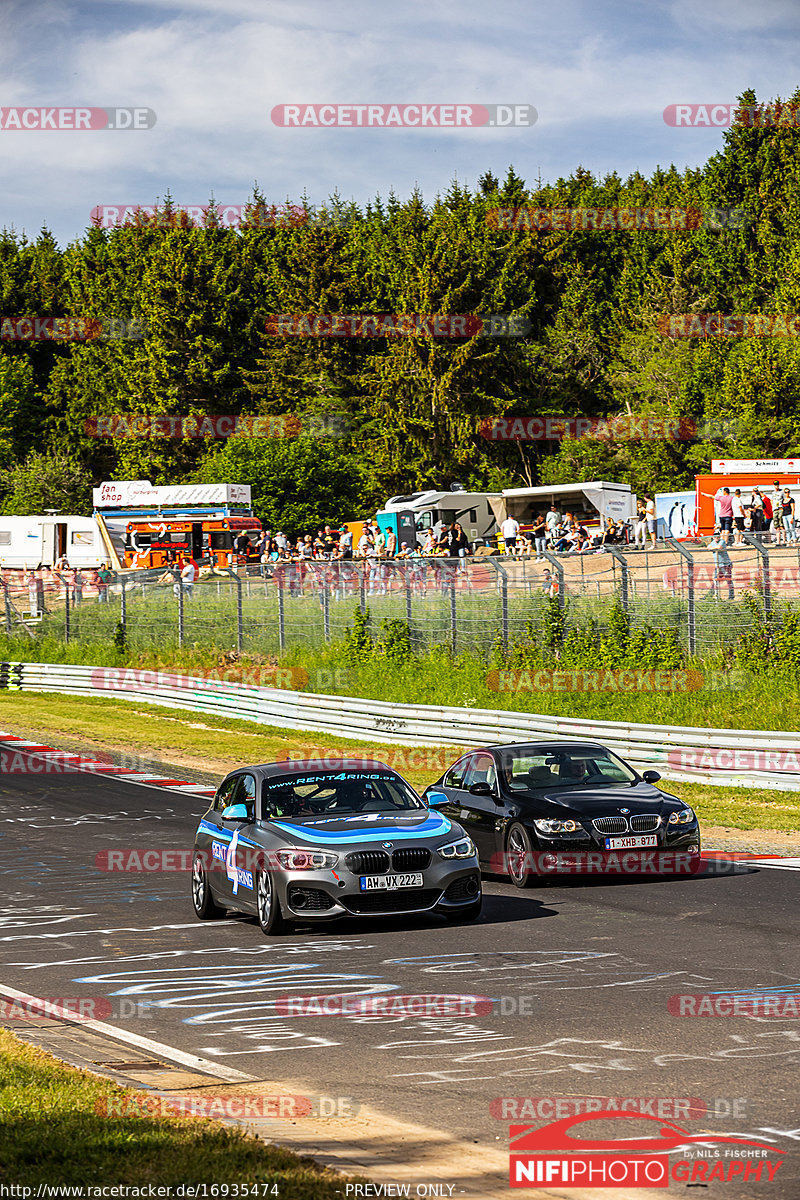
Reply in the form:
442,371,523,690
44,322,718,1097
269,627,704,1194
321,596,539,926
2,661,798,792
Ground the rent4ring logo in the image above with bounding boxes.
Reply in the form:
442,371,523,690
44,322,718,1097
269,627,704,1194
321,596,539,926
508,1112,784,1188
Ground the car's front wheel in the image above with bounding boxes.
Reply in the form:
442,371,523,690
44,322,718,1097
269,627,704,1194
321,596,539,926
192,852,226,919
505,823,543,889
256,870,289,935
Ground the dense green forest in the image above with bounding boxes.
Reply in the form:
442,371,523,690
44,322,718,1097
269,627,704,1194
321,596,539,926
1,89,799,529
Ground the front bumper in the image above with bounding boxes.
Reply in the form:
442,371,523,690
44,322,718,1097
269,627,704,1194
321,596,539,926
276,862,481,920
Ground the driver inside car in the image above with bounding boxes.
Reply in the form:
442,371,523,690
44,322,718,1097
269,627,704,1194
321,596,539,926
559,758,590,781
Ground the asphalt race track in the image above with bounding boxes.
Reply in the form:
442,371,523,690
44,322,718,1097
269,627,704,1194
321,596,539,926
1,743,799,1198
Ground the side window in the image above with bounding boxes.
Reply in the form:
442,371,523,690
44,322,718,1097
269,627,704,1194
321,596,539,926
463,753,497,792
213,776,240,813
444,755,474,789
239,773,257,815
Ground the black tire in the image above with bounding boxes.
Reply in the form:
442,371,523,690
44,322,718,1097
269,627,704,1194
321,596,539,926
192,852,226,919
505,822,543,889
443,897,482,922
256,869,289,935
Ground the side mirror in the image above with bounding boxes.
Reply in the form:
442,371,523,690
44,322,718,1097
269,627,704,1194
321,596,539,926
426,792,449,809
221,803,251,822
469,781,493,796
642,770,661,784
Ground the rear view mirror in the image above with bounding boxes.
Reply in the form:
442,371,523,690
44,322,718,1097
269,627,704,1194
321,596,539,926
221,803,251,822
642,770,661,784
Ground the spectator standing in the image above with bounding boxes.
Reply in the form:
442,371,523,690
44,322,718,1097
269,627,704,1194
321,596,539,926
644,495,657,547
501,514,520,555
545,505,560,543
73,568,84,605
770,483,785,544
714,488,734,544
731,489,745,546
421,530,437,555
385,528,397,558
96,563,112,603
532,514,548,561
761,491,774,541
339,528,354,559
781,489,797,544
750,490,765,534
180,557,196,597
634,499,647,548
708,530,734,599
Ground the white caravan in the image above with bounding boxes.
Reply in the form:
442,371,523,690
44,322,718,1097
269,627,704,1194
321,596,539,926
0,515,113,569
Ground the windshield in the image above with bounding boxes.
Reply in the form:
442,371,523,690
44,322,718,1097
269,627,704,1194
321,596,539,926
262,771,425,819
498,747,637,791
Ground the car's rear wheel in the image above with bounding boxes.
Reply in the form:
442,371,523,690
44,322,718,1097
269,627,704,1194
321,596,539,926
442,897,482,922
506,823,543,888
256,870,289,935
192,853,225,919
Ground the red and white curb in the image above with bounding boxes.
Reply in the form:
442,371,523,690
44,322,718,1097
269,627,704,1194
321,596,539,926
0,732,216,799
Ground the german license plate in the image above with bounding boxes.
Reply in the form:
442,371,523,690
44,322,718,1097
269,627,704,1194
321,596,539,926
360,873,424,891
605,834,658,849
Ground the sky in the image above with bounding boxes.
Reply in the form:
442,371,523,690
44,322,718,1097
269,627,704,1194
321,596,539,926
1,0,800,245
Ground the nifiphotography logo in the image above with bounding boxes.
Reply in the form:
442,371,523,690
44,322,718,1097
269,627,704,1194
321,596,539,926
508,1111,784,1188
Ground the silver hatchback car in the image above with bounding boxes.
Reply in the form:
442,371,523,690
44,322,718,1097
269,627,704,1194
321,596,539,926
191,760,482,934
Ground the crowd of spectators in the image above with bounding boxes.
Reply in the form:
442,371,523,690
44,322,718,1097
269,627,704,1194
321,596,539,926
702,482,797,547
500,505,633,558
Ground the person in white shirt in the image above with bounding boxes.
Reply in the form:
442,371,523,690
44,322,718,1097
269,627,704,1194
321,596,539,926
545,505,560,540
731,489,745,546
501,516,520,554
180,558,196,597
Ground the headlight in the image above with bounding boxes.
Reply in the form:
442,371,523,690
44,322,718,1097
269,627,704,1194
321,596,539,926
534,819,580,834
668,809,695,825
274,849,339,870
437,837,476,859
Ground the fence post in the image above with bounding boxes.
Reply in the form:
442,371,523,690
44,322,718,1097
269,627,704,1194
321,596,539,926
405,566,412,626
449,565,457,655
359,565,367,615
4,589,11,635
742,532,771,617
120,575,127,639
64,580,70,643
177,578,184,648
277,581,286,651
541,549,566,610
322,581,330,642
607,546,630,611
493,559,509,652
666,538,695,655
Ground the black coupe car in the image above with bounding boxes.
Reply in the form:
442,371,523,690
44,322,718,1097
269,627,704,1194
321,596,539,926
422,741,701,886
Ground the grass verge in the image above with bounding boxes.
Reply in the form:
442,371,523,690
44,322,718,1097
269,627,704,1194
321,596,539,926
0,691,799,835
0,1028,364,1193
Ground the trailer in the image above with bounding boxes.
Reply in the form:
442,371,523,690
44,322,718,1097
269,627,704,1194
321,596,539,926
0,515,107,569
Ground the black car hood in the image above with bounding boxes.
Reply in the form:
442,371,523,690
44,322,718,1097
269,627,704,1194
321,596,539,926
513,783,667,818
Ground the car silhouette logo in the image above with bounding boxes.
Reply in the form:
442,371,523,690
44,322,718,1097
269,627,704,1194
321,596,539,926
510,1112,785,1155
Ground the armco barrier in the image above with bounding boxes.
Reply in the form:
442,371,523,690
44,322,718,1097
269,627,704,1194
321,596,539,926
2,661,798,792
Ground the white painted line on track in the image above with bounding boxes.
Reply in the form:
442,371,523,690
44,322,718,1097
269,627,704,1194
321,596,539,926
0,982,256,1082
